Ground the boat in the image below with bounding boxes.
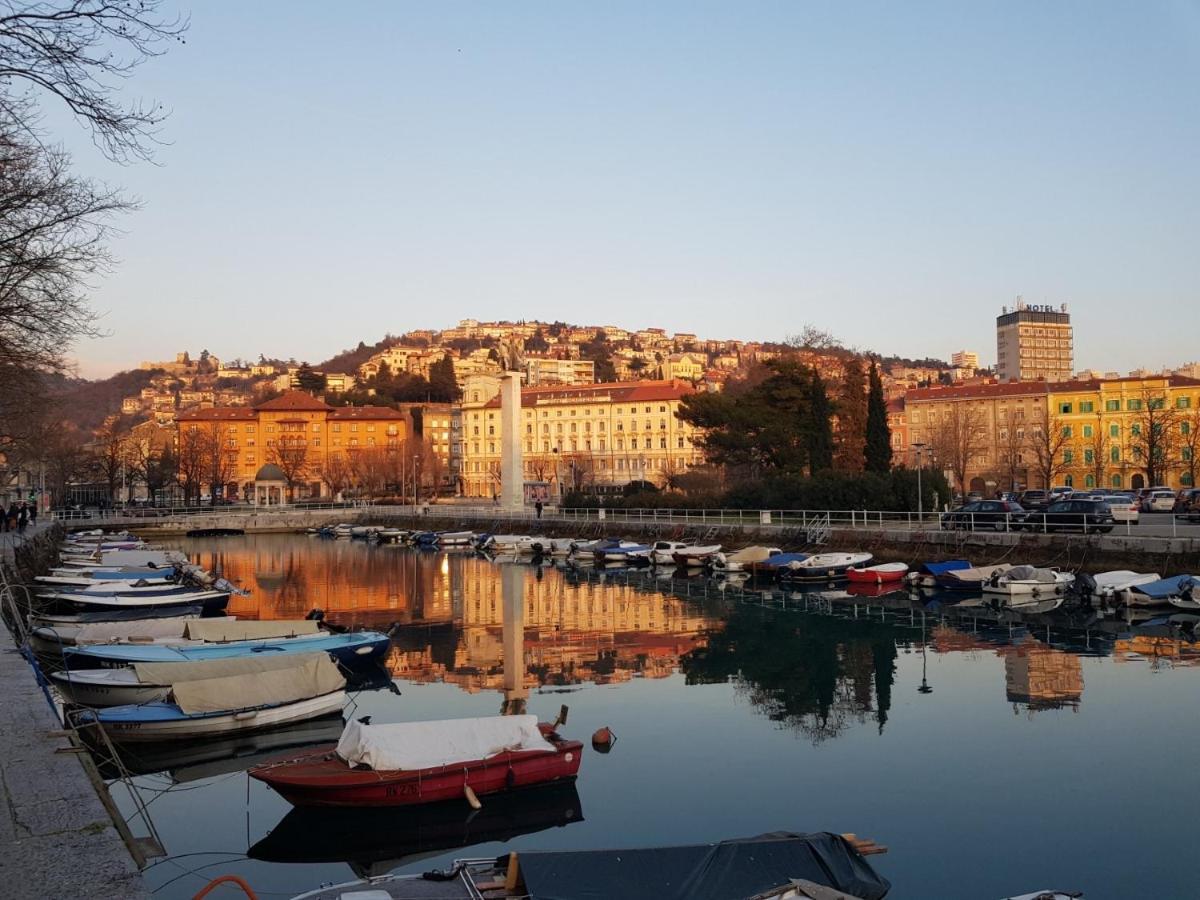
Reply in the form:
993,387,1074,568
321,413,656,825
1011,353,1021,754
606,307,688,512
935,563,1014,591
546,538,577,557
779,552,875,581
72,653,347,742
1119,575,1197,609
58,550,185,569
649,541,687,565
847,562,910,584
62,629,392,669
670,545,723,567
746,552,810,577
332,524,355,538
35,569,178,588
983,566,1075,597
44,588,231,616
1087,570,1164,601
250,713,582,807
437,531,475,547
482,535,548,555
29,615,239,656
55,651,337,708
710,546,783,573
597,543,652,563
906,560,971,588
282,831,891,900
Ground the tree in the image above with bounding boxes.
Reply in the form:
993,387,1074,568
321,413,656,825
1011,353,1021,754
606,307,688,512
1180,405,1200,490
524,328,550,353
135,441,175,505
929,402,988,495
175,427,206,503
864,360,892,473
319,453,353,500
1026,415,1075,491
996,413,1028,493
580,330,617,382
1085,417,1110,490
834,357,867,472
267,438,311,501
807,371,834,473
428,355,460,402
200,422,238,503
92,417,132,503
1128,388,1181,487
628,356,648,375
296,362,326,393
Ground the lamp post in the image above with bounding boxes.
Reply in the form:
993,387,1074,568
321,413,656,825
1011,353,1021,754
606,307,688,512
412,454,420,511
918,610,933,694
552,447,561,506
911,442,927,526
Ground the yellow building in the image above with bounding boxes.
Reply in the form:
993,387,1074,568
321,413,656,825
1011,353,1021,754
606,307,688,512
1048,374,1200,491
176,391,409,500
457,376,706,498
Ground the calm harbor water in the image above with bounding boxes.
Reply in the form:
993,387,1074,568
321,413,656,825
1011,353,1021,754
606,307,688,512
111,534,1200,899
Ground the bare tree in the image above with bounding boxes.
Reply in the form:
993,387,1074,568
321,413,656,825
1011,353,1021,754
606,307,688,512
267,438,311,501
0,1,187,162
92,416,132,503
1180,405,1200,491
928,402,988,495
561,452,594,492
1026,415,1075,491
200,422,238,503
175,427,206,503
996,413,1027,493
134,440,174,505
1085,417,1110,490
319,453,353,501
1128,387,1181,487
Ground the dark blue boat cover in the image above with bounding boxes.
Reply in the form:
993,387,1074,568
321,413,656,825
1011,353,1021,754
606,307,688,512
919,560,970,576
514,831,890,900
761,553,810,568
1131,575,1196,599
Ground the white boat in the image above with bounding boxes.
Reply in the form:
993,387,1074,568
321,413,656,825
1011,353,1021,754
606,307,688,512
983,566,1075,597
51,667,172,707
485,535,547,554
650,541,688,565
29,615,237,655
332,524,355,538
58,550,185,569
710,546,783,572
1118,575,1197,609
90,690,347,741
570,539,642,561
437,531,475,547
779,552,875,580
597,543,652,562
1088,570,1162,600
671,545,723,567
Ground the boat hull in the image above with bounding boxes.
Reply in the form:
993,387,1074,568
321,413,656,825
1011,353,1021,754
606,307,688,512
92,692,347,742
252,736,583,808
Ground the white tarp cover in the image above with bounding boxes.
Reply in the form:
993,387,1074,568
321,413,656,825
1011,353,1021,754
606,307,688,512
143,653,345,715
1005,565,1058,582
336,715,555,772
132,651,332,686
70,616,235,645
727,546,777,564
182,619,320,642
944,563,1014,581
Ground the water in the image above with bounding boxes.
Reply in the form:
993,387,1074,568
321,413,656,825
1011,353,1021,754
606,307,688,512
109,534,1200,899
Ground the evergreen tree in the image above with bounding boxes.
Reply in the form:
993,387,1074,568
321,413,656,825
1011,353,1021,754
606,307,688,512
296,362,326,393
807,371,834,472
428,356,460,402
833,357,867,472
864,360,892,472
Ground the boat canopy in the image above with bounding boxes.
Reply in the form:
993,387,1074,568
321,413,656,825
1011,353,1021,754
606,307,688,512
514,831,891,900
760,553,809,568
727,546,780,564
182,619,320,642
919,560,971,576
335,715,554,772
1129,575,1197,600
53,616,232,645
134,652,345,715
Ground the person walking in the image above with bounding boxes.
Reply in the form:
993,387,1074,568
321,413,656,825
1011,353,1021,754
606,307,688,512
535,499,544,520
27,501,36,526
6,502,17,533
17,503,28,534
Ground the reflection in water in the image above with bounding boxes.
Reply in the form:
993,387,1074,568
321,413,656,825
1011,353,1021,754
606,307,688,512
1001,636,1084,713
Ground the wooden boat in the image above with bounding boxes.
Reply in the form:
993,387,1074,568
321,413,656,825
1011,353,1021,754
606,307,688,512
597,543,652,562
546,538,577,557
250,714,582,808
711,546,783,573
847,562,910,584
71,653,347,741
62,630,391,669
983,566,1074,597
58,550,185,568
670,545,723,567
780,552,875,581
29,605,206,626
568,538,638,560
52,667,173,707
483,535,549,554
436,531,475,547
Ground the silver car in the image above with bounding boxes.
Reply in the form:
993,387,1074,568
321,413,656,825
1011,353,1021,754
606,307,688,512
1143,489,1177,513
1105,493,1140,523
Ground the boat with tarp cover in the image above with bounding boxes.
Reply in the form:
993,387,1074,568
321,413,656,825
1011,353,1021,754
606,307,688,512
250,714,582,807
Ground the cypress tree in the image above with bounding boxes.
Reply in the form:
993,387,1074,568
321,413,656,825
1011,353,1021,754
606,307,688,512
834,357,867,472
864,360,892,472
807,370,834,472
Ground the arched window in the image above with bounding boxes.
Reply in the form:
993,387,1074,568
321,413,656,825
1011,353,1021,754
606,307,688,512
1111,474,1122,488
1084,474,1095,488
1064,474,1074,487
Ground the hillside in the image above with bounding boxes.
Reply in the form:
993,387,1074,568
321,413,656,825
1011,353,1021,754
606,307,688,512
47,368,163,432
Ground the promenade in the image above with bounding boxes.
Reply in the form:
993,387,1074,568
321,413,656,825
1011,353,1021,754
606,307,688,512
0,525,148,900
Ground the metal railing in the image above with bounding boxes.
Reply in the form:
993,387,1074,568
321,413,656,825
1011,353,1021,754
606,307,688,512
50,500,374,523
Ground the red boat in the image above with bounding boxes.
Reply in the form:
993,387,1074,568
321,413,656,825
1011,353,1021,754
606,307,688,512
250,716,583,808
846,562,909,585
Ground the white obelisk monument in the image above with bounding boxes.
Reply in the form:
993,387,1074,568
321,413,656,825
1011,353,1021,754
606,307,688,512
500,563,528,716
499,371,524,511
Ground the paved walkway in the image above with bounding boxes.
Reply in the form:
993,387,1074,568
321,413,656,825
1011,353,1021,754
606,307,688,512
0,527,149,899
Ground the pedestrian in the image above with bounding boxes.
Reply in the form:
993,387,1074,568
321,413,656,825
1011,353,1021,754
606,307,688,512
27,502,36,526
17,503,28,534
6,502,17,532
535,499,543,520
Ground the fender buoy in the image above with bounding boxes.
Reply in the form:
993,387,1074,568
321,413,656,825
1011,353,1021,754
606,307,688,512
591,726,616,753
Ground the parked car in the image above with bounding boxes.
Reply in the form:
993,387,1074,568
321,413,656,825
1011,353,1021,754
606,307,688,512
1017,489,1050,511
1142,489,1177,513
1021,499,1115,534
1104,493,1140,524
941,500,1027,531
1174,488,1200,513
965,491,984,503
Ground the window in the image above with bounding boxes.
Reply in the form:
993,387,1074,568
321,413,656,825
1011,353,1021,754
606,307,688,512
1083,425,1093,438
1111,474,1122,488
1061,426,1072,439
1184,422,1192,436
659,437,667,449
1131,424,1141,436
1063,450,1073,464
1149,397,1165,410
1079,401,1094,413
1105,399,1120,412
1059,402,1072,414
1184,473,1195,486
1184,448,1194,462
631,438,638,449
1084,474,1095,488
1111,447,1121,463
1128,399,1143,411
1064,474,1074,487
1110,424,1120,438
1084,449,1094,463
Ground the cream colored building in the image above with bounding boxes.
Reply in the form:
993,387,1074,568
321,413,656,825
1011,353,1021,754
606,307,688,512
523,357,595,386
456,376,706,498
663,353,704,382
996,301,1073,382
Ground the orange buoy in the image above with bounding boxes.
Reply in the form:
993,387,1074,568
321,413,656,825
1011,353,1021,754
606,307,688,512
591,726,615,753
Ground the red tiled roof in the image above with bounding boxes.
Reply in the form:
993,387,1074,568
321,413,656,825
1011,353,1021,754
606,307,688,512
254,391,331,412
482,379,696,409
905,381,1049,402
1048,374,1200,391
176,408,257,421
328,406,407,420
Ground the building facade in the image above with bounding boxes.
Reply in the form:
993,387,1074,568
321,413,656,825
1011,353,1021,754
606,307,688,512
996,301,1073,383
456,377,706,498
522,357,595,386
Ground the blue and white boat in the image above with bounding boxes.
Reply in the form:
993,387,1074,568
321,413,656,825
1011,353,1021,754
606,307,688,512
63,630,392,669
777,552,874,582
906,559,971,588
1119,574,1197,609
597,542,652,563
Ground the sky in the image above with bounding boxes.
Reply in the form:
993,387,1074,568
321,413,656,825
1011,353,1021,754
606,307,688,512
44,1,1200,378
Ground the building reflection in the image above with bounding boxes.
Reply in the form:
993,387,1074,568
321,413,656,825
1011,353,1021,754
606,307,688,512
1000,635,1083,713
1112,635,1200,670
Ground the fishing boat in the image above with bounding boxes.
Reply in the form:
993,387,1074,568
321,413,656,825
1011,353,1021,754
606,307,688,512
569,538,640,561
73,653,347,742
671,545,723,567
44,587,231,616
29,615,239,656
650,541,687,565
482,535,547,555
29,605,207,627
745,553,809,577
36,568,178,588
596,543,652,563
1119,575,1197,609
710,546,783,573
847,562,910,584
906,560,971,588
935,563,1014,591
983,565,1074,597
546,538,577,557
250,713,582,808
278,831,891,900
58,550,185,569
778,552,875,581
62,629,392,669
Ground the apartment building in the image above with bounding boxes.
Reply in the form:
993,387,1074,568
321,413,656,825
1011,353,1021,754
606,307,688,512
523,357,595,386
996,301,1074,382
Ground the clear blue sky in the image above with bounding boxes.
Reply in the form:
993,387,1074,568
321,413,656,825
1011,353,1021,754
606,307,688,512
54,2,1200,378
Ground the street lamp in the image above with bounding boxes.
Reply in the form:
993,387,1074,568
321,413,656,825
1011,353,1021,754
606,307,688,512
911,442,927,525
918,610,933,694
412,454,420,511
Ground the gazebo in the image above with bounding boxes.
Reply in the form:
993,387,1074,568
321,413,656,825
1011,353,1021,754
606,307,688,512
253,463,289,506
